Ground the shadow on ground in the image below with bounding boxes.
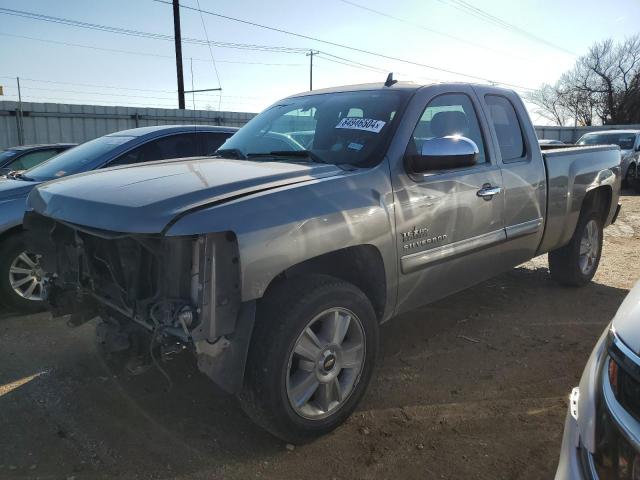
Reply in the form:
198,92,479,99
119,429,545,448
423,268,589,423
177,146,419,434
0,263,629,479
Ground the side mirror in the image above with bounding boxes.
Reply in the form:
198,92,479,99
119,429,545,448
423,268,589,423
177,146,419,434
407,136,479,173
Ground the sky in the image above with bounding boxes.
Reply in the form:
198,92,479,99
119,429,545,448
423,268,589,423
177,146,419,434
0,0,638,123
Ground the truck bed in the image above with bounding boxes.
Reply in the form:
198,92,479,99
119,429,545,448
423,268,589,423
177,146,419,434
537,145,621,254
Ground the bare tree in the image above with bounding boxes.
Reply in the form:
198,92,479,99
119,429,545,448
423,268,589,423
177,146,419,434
530,35,640,125
525,84,568,126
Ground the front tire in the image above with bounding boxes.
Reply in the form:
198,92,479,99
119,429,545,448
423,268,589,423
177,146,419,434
239,274,379,444
0,231,45,312
548,210,603,287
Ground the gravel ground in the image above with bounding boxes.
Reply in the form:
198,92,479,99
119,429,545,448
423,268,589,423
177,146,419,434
1,192,639,480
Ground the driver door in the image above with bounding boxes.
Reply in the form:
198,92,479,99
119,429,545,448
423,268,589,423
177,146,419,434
390,86,506,314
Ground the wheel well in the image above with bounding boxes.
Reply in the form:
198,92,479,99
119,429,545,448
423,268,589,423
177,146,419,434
0,225,22,243
264,245,387,321
582,186,612,225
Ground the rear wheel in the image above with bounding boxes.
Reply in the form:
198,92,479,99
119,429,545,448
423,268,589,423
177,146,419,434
0,231,46,312
548,210,603,287
238,274,379,444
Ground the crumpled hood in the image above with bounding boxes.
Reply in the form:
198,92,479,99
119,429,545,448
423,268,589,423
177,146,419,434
612,280,640,355
28,157,343,234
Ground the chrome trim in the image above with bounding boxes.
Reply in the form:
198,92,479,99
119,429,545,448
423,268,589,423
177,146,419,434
505,218,543,239
401,229,506,274
609,328,640,373
601,358,640,451
476,185,502,198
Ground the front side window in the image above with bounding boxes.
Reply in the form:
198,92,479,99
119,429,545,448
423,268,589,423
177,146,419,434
217,90,408,167
406,93,487,167
110,133,201,166
485,95,526,162
201,132,232,155
577,133,638,151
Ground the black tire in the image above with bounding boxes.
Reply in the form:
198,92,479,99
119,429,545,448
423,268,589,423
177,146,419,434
548,210,603,287
238,274,379,444
624,163,636,190
0,231,45,313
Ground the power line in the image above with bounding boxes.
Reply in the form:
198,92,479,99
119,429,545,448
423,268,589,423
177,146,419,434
0,76,271,100
195,0,222,110
337,0,532,62
1,92,260,109
0,32,305,66
436,0,576,56
0,7,308,53
154,0,538,90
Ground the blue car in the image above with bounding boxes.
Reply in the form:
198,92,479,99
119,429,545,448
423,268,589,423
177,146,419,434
0,125,237,311
0,143,77,176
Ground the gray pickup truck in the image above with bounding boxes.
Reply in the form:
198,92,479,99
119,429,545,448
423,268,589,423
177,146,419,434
24,80,621,443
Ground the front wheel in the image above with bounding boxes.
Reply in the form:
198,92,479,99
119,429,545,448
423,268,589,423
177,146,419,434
238,275,379,444
0,231,46,312
548,211,603,287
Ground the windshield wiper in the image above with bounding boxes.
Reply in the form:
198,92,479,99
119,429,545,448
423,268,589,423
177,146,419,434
8,171,34,181
212,148,247,160
246,150,327,164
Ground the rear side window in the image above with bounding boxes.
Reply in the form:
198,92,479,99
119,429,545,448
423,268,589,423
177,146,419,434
485,95,526,162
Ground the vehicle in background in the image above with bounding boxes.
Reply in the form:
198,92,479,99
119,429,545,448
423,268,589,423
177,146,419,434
538,138,565,146
25,81,621,443
0,143,77,176
556,281,640,479
577,130,640,188
0,125,237,311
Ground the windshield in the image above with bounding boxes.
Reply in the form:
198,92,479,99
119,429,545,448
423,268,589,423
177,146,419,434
577,132,637,150
25,136,132,181
217,90,407,166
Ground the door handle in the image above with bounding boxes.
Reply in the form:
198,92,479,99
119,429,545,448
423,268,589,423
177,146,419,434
477,184,502,200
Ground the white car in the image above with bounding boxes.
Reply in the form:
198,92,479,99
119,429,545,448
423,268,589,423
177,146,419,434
577,130,640,188
556,281,640,478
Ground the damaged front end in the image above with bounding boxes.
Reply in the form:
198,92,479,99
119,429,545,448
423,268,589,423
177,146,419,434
24,211,255,393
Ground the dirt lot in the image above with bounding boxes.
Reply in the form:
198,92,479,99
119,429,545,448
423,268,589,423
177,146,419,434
1,193,639,480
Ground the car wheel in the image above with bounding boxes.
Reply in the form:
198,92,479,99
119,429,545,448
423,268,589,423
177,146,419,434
0,231,46,312
238,274,379,444
548,210,603,287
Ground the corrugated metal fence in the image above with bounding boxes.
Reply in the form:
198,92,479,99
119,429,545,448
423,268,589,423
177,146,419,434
0,101,257,149
535,124,640,143
2,100,639,149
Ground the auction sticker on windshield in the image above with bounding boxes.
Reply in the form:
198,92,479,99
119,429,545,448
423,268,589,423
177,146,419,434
336,117,386,133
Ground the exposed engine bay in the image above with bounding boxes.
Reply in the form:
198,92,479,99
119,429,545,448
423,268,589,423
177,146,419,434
24,211,253,392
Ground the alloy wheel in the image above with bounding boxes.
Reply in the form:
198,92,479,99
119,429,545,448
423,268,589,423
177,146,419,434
286,307,365,420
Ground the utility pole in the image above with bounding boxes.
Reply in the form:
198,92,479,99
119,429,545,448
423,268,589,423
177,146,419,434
173,0,186,109
306,50,319,91
16,76,24,145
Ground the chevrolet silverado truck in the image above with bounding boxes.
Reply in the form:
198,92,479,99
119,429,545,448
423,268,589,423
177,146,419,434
23,80,622,443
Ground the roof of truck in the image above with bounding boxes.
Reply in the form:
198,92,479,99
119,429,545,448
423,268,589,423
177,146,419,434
285,81,515,99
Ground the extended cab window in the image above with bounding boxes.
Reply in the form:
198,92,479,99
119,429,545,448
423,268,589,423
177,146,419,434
407,93,487,167
485,95,526,162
